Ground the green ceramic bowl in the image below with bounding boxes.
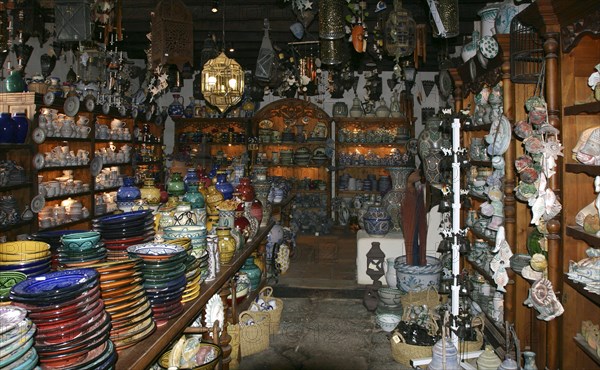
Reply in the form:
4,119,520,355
60,231,101,251
0,271,27,297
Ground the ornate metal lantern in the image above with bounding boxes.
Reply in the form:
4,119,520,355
426,0,459,38
151,0,193,70
55,0,92,42
385,0,416,59
201,52,245,113
319,0,345,40
366,241,386,283
255,19,277,82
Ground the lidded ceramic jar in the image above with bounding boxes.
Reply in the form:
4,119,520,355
140,178,161,205
215,171,234,200
216,227,236,264
239,256,262,291
167,172,186,196
182,182,205,209
476,345,502,370
362,205,392,237
349,96,363,117
332,101,348,117
235,177,255,202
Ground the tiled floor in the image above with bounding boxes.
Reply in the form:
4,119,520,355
235,228,411,370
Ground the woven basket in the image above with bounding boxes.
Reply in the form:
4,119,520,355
399,286,445,308
251,286,283,335
238,310,270,357
390,332,434,366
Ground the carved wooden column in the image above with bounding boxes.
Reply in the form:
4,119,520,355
495,34,517,326
543,32,562,370
448,68,463,113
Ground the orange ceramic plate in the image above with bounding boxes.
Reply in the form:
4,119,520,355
100,274,143,291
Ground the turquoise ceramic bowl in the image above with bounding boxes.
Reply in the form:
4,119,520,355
60,231,101,251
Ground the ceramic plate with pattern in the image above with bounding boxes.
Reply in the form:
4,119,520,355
63,96,80,117
438,70,452,98
90,156,103,176
30,194,45,213
33,153,45,170
259,120,273,129
43,91,55,106
0,306,27,335
32,127,46,144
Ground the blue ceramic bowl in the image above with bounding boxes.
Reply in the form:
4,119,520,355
61,232,101,251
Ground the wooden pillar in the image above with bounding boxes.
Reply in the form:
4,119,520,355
496,34,516,326
543,32,562,370
449,68,463,113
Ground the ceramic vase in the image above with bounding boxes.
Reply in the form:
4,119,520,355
477,345,502,370
522,351,538,370
478,2,501,37
5,69,25,93
183,168,199,192
428,337,459,370
418,116,450,185
234,207,250,241
215,172,234,200
167,172,186,196
461,31,480,62
0,113,16,143
206,185,224,216
253,182,271,226
385,257,398,288
140,178,161,205
495,0,526,34
239,256,262,291
236,177,255,202
218,208,236,229
168,94,185,118
243,202,259,241
394,255,442,293
349,96,363,117
216,227,236,264
184,97,194,118
390,91,402,118
11,113,28,144
183,183,205,209
117,177,141,202
382,166,413,231
363,205,392,237
250,199,263,225
332,101,348,117
375,98,390,118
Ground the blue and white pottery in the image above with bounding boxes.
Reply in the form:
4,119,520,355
477,2,501,37
494,0,527,34
362,205,392,237
394,255,443,293
215,172,234,200
117,177,141,202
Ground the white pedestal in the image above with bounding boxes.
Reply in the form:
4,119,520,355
356,230,405,285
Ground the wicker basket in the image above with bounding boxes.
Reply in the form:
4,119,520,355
390,332,434,366
400,286,445,308
238,310,270,357
250,286,283,335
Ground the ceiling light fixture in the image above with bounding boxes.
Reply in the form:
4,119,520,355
211,0,219,13
201,0,244,114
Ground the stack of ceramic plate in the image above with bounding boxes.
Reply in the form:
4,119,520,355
0,241,52,277
0,305,38,369
10,269,116,369
89,259,156,350
30,230,88,270
127,243,187,326
93,210,155,260
0,271,27,305
57,232,107,268
163,226,207,258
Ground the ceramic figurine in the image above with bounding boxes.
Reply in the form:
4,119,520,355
524,278,564,321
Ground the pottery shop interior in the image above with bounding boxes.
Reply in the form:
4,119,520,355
1,0,600,369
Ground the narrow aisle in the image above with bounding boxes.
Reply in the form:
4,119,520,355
238,296,411,370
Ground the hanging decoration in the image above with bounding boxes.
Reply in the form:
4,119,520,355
151,0,194,70
425,0,459,39
55,0,93,42
13,0,47,46
202,53,245,113
255,19,277,82
319,0,345,40
384,0,416,60
345,0,368,53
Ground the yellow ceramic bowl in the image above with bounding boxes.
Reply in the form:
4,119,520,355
0,241,51,261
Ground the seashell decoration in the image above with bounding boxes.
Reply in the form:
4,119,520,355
524,278,564,321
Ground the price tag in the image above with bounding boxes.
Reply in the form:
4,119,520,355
392,335,400,344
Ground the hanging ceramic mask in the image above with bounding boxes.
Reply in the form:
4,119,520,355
514,119,534,139
352,25,367,53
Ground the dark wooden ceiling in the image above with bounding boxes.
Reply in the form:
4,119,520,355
116,0,506,72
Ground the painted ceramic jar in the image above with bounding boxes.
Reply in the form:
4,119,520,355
234,205,250,241
239,256,262,291
349,96,363,117
215,171,234,200
495,0,527,34
5,69,25,93
206,185,224,216
0,113,16,143
216,227,236,264
167,172,186,197
117,177,141,202
478,2,501,37
461,31,480,62
381,167,414,231
140,178,161,205
183,168,199,192
218,208,236,229
332,101,348,117
362,205,392,237
244,202,259,241
235,177,255,202
182,183,205,209
375,98,391,118
394,255,442,293
250,199,263,225
168,94,185,118
11,113,29,144
385,257,398,288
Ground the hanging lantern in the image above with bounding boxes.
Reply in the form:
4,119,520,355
151,0,194,70
427,0,459,38
366,242,386,283
320,38,348,66
200,34,219,71
255,19,277,82
384,0,416,59
201,52,245,113
55,0,93,42
319,0,345,40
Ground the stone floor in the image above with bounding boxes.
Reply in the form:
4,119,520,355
237,228,412,370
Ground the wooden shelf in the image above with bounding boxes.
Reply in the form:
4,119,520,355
38,164,90,171
43,137,91,142
564,275,600,308
0,218,33,232
136,160,163,165
335,142,406,147
0,182,32,192
565,163,600,177
566,225,600,248
463,123,492,132
101,162,131,168
564,101,600,116
337,165,397,168
44,190,92,201
470,160,493,167
0,143,31,150
337,190,382,195
95,139,132,143
465,259,495,286
115,221,274,370
265,164,327,168
334,117,410,128
260,141,327,147
574,334,600,366
38,217,92,231
294,189,328,193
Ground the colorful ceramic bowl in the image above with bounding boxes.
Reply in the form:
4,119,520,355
60,232,101,251
0,241,51,261
376,313,401,332
0,271,27,298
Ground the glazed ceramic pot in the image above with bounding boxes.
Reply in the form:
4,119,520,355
477,345,502,370
417,116,450,184
385,257,398,288
522,351,538,370
12,113,29,144
140,178,161,205
167,172,186,197
234,208,250,241
206,185,224,216
5,69,25,93
183,183,205,209
0,113,16,143
218,208,236,229
117,177,141,202
349,96,363,117
239,256,262,291
184,97,194,118
362,205,392,237
215,172,234,200
216,227,236,264
478,2,501,37
183,168,199,192
235,177,255,202
253,182,271,227
243,202,259,241
168,94,185,118
495,0,527,34
375,98,390,118
250,199,263,225
394,255,442,293
332,101,348,117
428,337,459,370
382,167,413,231
461,31,480,62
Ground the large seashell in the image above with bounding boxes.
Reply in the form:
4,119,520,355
531,253,548,272
573,127,598,160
